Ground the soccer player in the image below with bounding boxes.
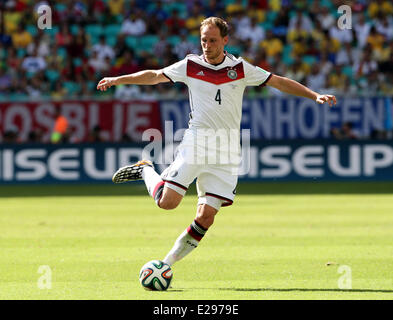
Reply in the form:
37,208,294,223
97,17,336,267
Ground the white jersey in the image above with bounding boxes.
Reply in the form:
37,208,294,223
162,52,272,131
161,53,271,205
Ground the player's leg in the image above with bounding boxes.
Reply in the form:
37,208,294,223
112,159,187,209
194,203,219,228
162,169,236,266
112,143,201,211
162,203,218,266
142,164,184,209
156,185,184,210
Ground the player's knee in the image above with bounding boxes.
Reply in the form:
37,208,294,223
158,197,180,210
157,187,183,210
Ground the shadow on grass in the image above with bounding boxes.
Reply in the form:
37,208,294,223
0,181,393,198
217,288,393,293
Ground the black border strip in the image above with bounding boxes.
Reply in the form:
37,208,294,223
193,219,208,232
260,72,273,87
163,179,188,191
0,300,385,318
205,192,234,206
162,72,174,83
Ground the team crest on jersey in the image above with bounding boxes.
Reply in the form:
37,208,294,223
227,69,237,80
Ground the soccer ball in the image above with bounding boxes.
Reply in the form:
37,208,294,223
139,260,173,291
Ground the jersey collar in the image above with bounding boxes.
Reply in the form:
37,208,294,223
202,51,227,66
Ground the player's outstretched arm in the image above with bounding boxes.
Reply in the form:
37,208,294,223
97,70,170,91
266,74,337,106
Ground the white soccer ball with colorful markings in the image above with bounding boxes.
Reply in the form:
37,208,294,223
139,260,173,291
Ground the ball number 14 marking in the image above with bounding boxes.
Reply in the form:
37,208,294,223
215,89,222,105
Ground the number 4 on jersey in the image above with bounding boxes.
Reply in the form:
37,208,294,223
215,89,222,105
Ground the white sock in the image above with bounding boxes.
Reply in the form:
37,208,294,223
163,220,207,266
163,230,199,266
142,166,164,204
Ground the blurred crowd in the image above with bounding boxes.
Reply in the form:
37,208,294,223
0,0,393,101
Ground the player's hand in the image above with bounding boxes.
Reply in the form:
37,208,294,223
97,77,118,91
316,94,337,107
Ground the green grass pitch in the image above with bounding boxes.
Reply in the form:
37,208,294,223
0,182,392,300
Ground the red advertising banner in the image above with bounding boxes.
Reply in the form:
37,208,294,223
0,100,162,143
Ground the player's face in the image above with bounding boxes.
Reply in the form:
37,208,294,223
200,25,228,64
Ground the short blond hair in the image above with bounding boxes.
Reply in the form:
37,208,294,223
200,17,229,37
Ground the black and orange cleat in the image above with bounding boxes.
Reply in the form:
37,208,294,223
112,160,153,183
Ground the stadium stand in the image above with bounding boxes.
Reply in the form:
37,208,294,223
0,0,392,144
0,0,392,101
